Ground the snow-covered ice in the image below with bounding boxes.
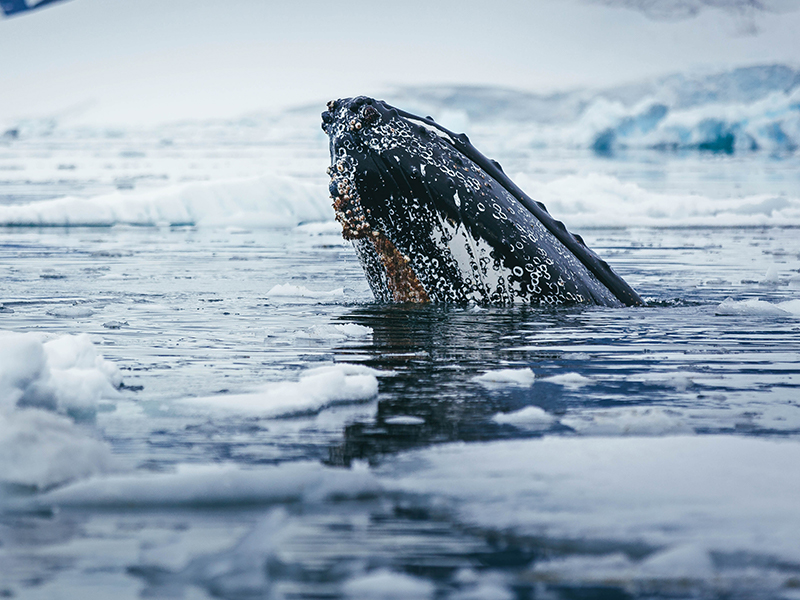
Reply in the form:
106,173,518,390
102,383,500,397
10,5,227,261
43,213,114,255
472,368,535,388
0,331,121,489
36,461,380,508
178,364,381,418
491,406,556,430
0,330,122,413
0,173,330,228
383,435,800,578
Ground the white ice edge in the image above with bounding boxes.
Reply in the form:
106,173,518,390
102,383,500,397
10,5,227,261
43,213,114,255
35,461,381,507
177,364,382,418
0,173,332,228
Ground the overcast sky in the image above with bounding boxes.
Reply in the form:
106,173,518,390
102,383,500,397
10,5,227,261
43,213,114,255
1,0,798,125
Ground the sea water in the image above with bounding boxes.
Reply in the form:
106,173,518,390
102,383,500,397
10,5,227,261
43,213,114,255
2,80,800,599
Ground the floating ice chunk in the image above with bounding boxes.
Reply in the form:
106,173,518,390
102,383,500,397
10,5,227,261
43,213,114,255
330,323,372,337
449,572,514,600
761,264,781,284
385,415,426,425
634,371,695,392
179,364,381,418
0,331,121,413
102,320,128,329
135,508,291,597
540,372,592,388
529,544,716,590
530,553,635,585
343,568,435,600
473,368,535,388
299,323,373,341
0,408,115,490
715,297,792,317
46,305,94,318
381,436,800,571
637,543,715,579
296,221,344,236
777,299,800,315
266,284,345,301
36,461,381,507
183,509,288,596
561,407,693,435
491,406,556,430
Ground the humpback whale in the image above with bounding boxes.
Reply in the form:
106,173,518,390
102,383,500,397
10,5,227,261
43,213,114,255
321,97,642,307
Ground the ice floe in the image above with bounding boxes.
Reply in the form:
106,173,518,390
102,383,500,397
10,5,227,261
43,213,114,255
178,364,381,418
343,569,436,600
716,297,800,317
0,331,122,489
382,435,800,573
472,368,535,388
134,508,291,598
36,460,380,508
491,406,556,430
297,323,373,341
539,372,593,388
0,330,122,413
0,408,115,490
0,173,330,228
266,284,346,301
561,406,693,435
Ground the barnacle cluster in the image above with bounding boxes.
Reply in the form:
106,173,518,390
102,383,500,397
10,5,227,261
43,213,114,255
322,99,381,241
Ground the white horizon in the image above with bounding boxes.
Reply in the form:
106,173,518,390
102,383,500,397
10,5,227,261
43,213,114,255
1,0,798,127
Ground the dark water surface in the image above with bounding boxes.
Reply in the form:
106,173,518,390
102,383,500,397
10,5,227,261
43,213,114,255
2,222,799,599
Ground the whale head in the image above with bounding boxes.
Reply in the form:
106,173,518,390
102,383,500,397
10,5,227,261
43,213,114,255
321,96,642,307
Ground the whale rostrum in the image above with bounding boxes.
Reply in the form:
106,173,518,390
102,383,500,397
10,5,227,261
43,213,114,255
322,97,643,307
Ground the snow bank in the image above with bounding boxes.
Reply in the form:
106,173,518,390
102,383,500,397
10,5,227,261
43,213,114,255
472,368,535,388
382,436,800,574
179,364,380,418
37,461,380,507
0,174,331,228
515,172,800,228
